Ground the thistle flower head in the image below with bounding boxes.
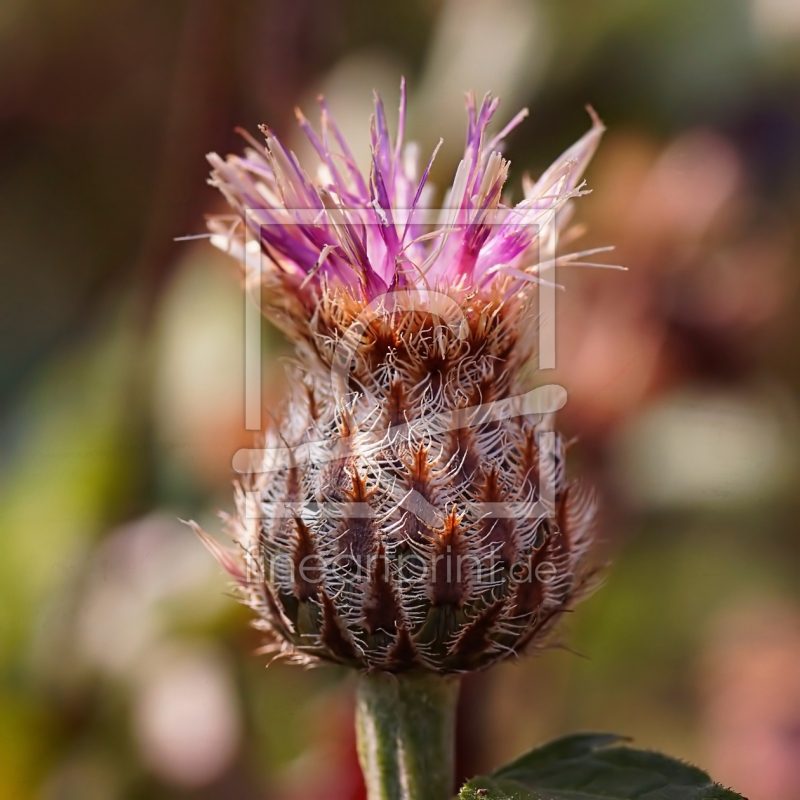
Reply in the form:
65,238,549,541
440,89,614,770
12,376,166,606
208,81,603,334
199,83,603,674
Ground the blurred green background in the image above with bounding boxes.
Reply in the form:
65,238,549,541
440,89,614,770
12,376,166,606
2,1,800,798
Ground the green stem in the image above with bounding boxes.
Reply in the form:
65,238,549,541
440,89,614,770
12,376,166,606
355,671,461,800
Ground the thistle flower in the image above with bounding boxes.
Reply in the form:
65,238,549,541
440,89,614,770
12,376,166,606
199,82,603,675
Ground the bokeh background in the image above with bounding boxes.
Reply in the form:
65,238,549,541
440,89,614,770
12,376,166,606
2,0,800,797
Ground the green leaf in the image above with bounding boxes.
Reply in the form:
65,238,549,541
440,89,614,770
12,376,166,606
458,732,746,799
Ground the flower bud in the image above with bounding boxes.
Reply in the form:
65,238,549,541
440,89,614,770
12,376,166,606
196,84,602,673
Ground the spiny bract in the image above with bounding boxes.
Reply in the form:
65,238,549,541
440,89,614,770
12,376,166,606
197,82,603,673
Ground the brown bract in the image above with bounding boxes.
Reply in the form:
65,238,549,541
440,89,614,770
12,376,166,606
196,288,598,673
